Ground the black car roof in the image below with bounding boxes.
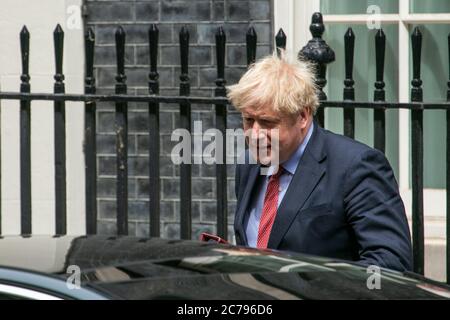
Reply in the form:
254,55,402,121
1,235,450,300
0,235,233,273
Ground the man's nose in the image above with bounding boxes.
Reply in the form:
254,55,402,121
251,122,268,141
251,121,261,134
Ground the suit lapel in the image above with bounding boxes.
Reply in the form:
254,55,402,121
267,123,327,249
235,164,261,246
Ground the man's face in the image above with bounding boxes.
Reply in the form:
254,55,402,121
241,105,311,166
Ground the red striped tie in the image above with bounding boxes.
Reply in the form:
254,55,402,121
257,167,284,248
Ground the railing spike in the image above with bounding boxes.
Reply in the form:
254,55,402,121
179,26,190,78
149,23,159,76
85,28,95,85
344,27,355,100
20,25,30,79
374,28,386,101
53,24,64,81
343,27,355,139
374,28,387,153
215,26,226,82
275,28,286,57
411,27,423,102
115,26,126,80
246,26,257,66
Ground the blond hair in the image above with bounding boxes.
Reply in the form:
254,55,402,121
227,51,319,116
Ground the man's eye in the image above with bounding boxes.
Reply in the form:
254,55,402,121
260,120,274,127
244,118,254,123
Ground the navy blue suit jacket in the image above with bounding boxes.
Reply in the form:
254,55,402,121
234,123,413,272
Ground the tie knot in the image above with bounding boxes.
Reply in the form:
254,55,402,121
270,166,284,181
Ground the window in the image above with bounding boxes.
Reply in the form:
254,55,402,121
274,0,449,245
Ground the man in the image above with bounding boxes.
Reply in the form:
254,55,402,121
227,52,412,272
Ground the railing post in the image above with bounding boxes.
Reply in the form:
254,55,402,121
299,12,335,127
246,26,257,66
343,27,355,139
275,28,286,57
215,26,227,239
53,24,66,235
374,28,386,153
20,26,31,235
179,26,191,240
84,28,97,235
115,26,128,235
410,26,424,275
148,24,160,237
446,31,450,285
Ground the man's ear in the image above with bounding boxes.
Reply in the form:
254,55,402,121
298,110,310,128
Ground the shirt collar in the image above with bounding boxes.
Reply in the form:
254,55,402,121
265,121,314,176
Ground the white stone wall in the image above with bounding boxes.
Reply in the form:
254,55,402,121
0,0,85,235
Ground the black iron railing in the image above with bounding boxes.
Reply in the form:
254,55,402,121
0,12,449,283
0,23,232,244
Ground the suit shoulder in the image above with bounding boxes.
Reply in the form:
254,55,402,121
319,127,380,160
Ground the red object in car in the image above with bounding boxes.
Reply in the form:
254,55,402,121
199,232,229,244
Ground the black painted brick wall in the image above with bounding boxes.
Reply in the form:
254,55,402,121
84,0,273,241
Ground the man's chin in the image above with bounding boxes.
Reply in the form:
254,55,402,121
248,146,281,165
249,154,276,166
258,156,272,166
